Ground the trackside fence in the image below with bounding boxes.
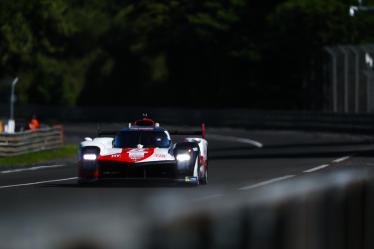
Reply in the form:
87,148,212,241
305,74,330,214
0,126,64,156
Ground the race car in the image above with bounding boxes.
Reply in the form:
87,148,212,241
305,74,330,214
78,116,208,185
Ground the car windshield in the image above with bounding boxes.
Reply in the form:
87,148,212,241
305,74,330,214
113,131,170,148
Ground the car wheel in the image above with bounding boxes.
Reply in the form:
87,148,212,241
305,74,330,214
189,157,200,186
200,168,208,185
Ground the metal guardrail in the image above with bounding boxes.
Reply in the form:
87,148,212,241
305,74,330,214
2,104,374,133
0,126,64,156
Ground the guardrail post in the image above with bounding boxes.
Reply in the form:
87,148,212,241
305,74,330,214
325,47,339,112
53,124,64,144
348,46,361,113
339,46,350,113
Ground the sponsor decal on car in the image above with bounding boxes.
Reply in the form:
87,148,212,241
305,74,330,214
154,153,167,158
184,176,198,183
127,148,146,160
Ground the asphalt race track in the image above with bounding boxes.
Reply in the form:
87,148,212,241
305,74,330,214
1,124,374,249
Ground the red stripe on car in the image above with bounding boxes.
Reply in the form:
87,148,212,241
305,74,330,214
99,148,155,163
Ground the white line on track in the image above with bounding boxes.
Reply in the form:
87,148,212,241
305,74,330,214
0,177,77,189
208,134,263,148
0,164,65,174
303,164,330,173
332,156,350,164
238,175,296,191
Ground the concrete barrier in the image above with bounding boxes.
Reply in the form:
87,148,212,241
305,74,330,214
148,169,374,249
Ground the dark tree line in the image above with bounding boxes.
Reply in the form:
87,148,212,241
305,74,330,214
1,0,374,109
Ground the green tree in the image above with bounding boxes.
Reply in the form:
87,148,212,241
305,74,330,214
264,0,374,109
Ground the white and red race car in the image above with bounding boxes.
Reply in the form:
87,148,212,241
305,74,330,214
78,116,208,185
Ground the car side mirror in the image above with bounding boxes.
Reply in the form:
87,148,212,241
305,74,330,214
84,137,93,141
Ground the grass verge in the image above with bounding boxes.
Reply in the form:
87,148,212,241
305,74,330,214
0,144,77,165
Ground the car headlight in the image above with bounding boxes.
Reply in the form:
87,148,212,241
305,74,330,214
83,154,97,160
176,153,191,162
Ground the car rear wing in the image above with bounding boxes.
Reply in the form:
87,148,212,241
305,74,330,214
169,123,206,139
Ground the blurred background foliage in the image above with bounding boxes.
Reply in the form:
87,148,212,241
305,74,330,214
1,0,374,109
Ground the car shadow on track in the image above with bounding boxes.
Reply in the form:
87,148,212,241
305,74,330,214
39,181,198,188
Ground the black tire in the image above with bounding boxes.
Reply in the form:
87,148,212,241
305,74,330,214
200,168,208,185
183,157,200,186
